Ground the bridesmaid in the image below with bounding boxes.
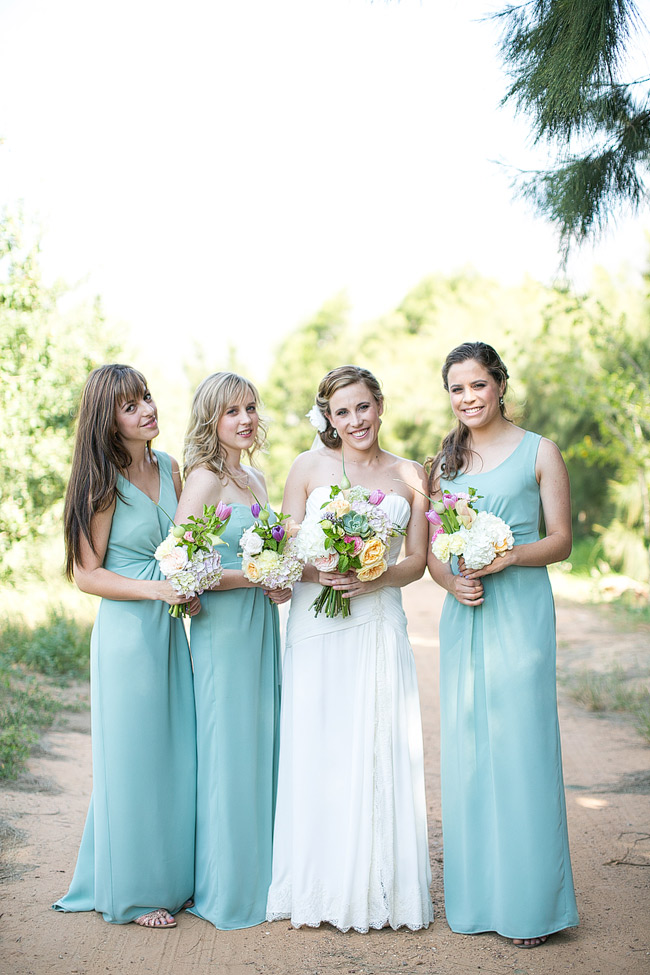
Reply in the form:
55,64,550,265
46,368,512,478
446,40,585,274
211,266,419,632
54,364,197,928
175,371,285,930
427,342,579,948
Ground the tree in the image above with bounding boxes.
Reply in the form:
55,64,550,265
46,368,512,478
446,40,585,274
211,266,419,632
494,0,650,254
0,208,120,579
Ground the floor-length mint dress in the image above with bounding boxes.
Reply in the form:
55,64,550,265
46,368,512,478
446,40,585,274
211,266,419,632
439,432,578,938
187,504,281,929
53,451,196,923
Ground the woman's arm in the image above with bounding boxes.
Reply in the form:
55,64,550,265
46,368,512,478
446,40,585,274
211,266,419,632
462,438,572,581
73,504,194,606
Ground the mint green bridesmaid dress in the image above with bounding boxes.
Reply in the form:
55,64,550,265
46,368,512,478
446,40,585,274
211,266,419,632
439,431,579,938
187,504,281,929
53,451,196,923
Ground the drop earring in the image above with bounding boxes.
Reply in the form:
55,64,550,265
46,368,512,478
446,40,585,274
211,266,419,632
332,429,338,439
499,396,504,405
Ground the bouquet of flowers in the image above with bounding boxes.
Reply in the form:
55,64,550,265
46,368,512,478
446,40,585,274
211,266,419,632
427,489,514,570
155,501,231,617
239,499,304,590
295,483,405,618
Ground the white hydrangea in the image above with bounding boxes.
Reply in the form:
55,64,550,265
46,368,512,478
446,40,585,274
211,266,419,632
459,511,514,570
293,517,329,561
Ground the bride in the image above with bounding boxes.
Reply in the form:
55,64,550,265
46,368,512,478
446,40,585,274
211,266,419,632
266,365,433,932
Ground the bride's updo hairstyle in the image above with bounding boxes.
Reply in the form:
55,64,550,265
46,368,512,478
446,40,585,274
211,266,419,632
184,371,267,481
427,342,510,490
315,365,384,449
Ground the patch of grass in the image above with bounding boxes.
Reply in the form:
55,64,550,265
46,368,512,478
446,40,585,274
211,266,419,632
0,608,90,682
0,610,91,781
561,666,650,744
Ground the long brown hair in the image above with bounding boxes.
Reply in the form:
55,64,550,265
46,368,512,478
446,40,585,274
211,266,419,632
426,342,510,491
315,365,384,449
63,364,153,579
183,372,267,483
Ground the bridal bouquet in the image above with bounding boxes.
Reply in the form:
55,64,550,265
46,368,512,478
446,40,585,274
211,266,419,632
295,484,404,618
239,500,304,590
155,502,232,617
428,489,514,570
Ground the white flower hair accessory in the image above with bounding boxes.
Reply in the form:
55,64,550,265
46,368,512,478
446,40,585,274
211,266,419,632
306,404,327,433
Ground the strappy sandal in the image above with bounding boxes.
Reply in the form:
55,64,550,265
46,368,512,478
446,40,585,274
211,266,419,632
134,908,177,929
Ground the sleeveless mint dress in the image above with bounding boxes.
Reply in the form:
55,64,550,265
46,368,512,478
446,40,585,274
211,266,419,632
187,504,281,929
53,451,196,923
439,431,578,938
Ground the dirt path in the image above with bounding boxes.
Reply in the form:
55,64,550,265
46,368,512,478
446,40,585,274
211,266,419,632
1,577,649,975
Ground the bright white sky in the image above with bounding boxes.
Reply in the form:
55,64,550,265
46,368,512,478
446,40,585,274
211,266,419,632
1,0,648,379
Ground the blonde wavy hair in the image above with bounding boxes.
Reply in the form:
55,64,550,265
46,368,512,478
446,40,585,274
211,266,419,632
183,372,267,482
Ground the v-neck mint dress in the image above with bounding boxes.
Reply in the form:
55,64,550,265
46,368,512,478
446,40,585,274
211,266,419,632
187,503,281,930
54,451,196,923
439,431,578,938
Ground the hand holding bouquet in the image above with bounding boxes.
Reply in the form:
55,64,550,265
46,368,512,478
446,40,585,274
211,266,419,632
240,499,304,590
295,484,405,618
155,502,231,617
427,489,514,570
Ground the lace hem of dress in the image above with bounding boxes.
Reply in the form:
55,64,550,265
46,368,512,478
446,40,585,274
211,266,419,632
265,909,432,934
265,882,434,934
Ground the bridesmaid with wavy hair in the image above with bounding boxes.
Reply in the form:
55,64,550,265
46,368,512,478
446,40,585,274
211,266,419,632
54,363,197,929
427,341,578,948
175,371,285,930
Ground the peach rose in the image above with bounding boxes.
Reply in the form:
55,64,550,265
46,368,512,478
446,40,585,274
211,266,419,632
325,496,351,517
494,537,510,555
312,551,340,572
242,558,263,582
359,537,386,567
357,559,387,582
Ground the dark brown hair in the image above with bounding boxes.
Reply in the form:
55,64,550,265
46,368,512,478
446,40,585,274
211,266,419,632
426,342,510,491
315,365,384,449
63,364,153,579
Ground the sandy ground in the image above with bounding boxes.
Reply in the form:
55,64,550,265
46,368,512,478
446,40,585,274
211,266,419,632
1,575,649,975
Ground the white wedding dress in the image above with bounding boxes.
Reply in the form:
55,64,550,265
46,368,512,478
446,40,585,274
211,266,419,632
266,488,433,932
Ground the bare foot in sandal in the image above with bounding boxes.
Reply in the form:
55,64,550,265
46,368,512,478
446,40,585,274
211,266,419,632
513,935,548,948
134,908,176,929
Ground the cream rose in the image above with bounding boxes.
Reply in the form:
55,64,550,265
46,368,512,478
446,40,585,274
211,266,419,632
359,537,386,567
357,559,387,582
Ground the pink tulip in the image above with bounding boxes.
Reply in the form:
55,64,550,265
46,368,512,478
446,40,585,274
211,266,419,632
425,509,443,526
215,501,232,521
368,489,385,506
442,494,458,509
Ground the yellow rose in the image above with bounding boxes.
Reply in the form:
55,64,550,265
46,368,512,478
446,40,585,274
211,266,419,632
359,537,386,567
325,496,351,517
357,559,388,582
242,558,262,582
494,538,510,555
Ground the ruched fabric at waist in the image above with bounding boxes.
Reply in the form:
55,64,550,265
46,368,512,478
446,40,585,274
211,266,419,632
287,580,408,645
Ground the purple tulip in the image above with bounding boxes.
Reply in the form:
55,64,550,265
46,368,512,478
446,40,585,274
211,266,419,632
215,501,232,521
271,525,285,542
425,509,443,526
368,489,385,506
251,502,261,518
